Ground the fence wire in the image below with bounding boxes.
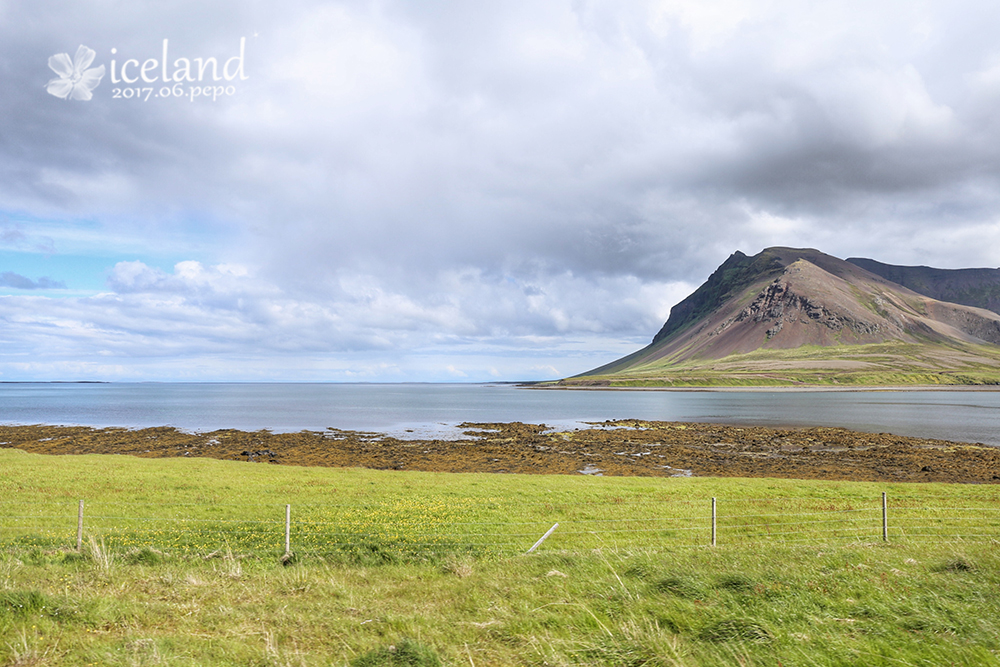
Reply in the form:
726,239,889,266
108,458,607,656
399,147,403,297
2,495,998,558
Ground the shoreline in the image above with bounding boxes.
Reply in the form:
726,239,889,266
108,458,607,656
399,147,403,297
522,383,1000,392
3,419,999,484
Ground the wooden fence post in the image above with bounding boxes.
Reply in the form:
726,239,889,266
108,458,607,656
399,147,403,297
77,499,84,552
711,497,717,547
285,504,291,556
882,492,888,542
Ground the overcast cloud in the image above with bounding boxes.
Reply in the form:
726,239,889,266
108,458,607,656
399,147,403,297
3,0,1000,380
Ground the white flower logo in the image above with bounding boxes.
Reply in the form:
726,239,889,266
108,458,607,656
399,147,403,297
46,45,105,101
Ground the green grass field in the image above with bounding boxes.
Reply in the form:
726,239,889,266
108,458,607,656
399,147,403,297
3,449,1000,666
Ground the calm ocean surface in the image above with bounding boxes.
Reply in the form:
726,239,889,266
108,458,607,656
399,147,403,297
1,383,999,445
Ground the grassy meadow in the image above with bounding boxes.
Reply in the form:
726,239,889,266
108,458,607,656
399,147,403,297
2,448,1000,666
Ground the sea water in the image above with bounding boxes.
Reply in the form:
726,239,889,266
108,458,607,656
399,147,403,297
1,382,999,445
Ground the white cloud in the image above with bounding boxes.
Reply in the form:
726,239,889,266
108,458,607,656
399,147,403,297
0,258,687,380
445,364,467,377
3,1,1000,380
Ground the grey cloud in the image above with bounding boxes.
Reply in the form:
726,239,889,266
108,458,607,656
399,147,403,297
0,228,25,243
0,271,65,289
4,1,1000,379
0,224,56,253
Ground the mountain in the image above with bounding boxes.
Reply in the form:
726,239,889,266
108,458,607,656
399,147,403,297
845,257,1000,316
567,247,1000,386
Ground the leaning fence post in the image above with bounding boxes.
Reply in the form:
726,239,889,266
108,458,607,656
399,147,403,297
711,497,717,547
285,504,291,556
77,499,84,552
526,523,559,554
882,492,888,542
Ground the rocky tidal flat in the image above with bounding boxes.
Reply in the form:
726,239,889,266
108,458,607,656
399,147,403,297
2,420,1000,483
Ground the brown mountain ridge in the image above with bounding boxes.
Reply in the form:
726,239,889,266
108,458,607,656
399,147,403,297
567,247,1000,386
845,256,1000,315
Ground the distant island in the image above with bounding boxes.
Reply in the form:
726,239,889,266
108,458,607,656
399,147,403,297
558,247,1000,387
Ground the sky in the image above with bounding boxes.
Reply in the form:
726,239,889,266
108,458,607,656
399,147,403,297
3,0,1000,382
